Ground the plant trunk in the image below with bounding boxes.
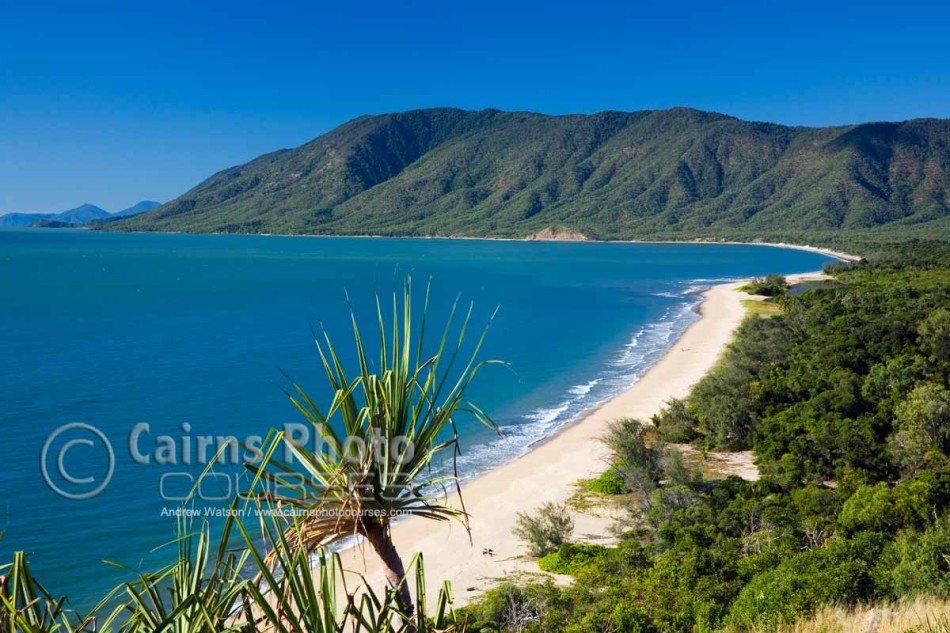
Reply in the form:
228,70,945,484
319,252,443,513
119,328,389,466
363,521,414,622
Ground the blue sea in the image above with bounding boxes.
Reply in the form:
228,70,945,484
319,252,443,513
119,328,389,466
0,229,833,608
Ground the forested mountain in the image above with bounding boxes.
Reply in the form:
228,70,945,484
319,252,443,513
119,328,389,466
106,108,950,240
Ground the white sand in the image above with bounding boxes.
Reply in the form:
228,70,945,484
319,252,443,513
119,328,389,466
336,272,827,604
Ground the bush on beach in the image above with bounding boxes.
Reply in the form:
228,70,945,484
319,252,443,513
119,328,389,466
512,502,575,557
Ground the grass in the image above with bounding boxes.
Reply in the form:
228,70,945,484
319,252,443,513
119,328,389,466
741,299,784,317
766,596,950,633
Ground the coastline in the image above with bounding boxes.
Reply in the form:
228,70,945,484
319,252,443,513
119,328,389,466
81,225,862,263
335,271,828,604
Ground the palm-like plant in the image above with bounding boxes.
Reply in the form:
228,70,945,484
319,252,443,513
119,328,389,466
250,279,500,615
0,551,96,633
237,508,462,632
100,516,250,633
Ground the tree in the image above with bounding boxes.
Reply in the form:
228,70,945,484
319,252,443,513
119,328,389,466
512,502,574,557
889,383,950,476
251,279,500,617
918,308,950,363
604,418,662,495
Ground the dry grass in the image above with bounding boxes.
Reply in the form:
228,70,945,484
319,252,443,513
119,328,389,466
673,444,761,481
769,596,950,633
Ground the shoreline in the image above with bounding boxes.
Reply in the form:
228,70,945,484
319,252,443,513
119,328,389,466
336,270,828,604
78,226,862,263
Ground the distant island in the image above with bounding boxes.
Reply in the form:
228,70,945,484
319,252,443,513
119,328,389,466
100,107,950,244
0,201,161,228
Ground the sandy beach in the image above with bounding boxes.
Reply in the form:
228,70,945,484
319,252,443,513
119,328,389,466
337,271,828,605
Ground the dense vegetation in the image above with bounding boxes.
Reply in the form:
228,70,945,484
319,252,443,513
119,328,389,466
104,108,950,242
464,241,950,632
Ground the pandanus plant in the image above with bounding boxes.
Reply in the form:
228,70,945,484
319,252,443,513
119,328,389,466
0,551,97,633
98,516,250,633
250,279,500,616
237,507,461,632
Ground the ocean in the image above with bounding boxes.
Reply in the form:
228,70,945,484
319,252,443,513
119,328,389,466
0,229,833,608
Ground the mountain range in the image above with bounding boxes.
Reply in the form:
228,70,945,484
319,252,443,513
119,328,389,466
0,201,161,227
88,108,950,241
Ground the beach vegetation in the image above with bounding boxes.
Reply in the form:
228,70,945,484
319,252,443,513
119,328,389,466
0,550,98,633
584,466,626,495
512,503,575,557
464,241,950,632
739,274,788,297
652,398,700,443
740,299,784,317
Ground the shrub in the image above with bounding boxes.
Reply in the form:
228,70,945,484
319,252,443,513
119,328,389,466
726,534,884,630
605,418,663,493
838,480,936,535
654,398,700,443
537,543,609,575
877,518,950,598
740,274,788,297
513,502,575,557
586,466,626,495
460,582,550,632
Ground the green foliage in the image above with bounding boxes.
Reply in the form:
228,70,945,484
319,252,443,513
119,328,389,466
890,382,950,476
837,480,937,536
740,274,789,297
459,583,551,633
537,543,611,575
920,308,950,363
103,108,950,242
604,418,663,494
101,516,249,633
512,502,575,557
725,534,884,630
689,316,793,449
0,551,97,632
877,518,950,599
653,398,700,443
584,466,626,495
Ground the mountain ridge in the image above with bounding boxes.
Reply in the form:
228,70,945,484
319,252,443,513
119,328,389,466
102,107,950,241
0,201,162,227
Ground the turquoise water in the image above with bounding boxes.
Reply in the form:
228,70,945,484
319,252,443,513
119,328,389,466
0,229,832,608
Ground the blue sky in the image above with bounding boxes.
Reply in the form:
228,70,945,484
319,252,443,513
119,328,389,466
2,0,949,212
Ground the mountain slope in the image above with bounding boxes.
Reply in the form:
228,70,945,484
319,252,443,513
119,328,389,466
106,108,950,240
0,213,56,227
50,203,111,224
112,201,162,218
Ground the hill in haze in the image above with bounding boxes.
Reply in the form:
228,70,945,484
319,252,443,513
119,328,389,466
104,108,950,241
1,201,162,227
0,212,56,227
0,203,109,227
51,203,111,224
111,200,162,218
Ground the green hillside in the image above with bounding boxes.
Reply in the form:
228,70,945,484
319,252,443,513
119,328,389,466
106,108,950,241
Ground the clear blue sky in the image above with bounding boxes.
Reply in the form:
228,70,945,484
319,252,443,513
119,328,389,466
2,0,948,212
